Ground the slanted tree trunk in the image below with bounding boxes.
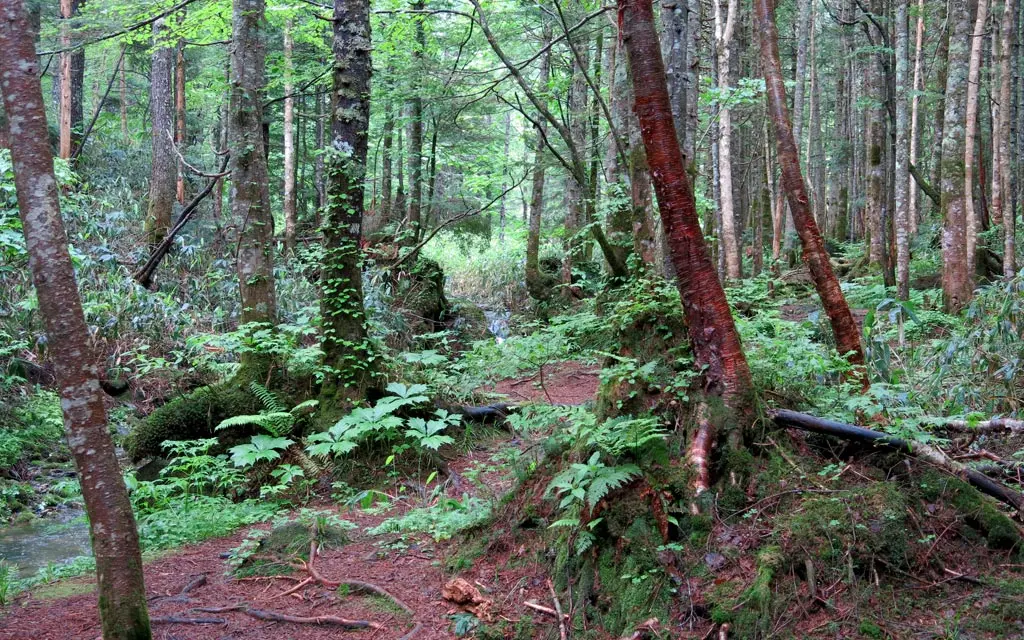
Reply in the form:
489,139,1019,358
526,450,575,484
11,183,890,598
965,0,990,276
319,0,374,417
526,24,552,302
756,0,867,382
713,0,741,280
999,0,1017,277
283,20,297,254
175,40,186,204
619,0,754,429
895,0,911,299
941,0,974,312
146,19,176,247
230,0,277,331
0,3,151,637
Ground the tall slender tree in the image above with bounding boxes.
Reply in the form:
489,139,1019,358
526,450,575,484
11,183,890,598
0,2,151,636
283,19,297,253
965,0,990,274
145,19,175,247
230,0,277,334
525,24,552,302
713,0,741,280
998,0,1017,276
895,0,912,299
941,0,974,312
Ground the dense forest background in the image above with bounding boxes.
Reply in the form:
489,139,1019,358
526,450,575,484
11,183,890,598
1,0,1024,637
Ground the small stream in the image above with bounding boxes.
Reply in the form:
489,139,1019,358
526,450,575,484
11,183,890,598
0,506,91,578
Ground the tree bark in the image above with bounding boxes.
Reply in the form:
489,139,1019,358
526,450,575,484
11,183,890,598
999,0,1017,277
380,97,394,231
230,0,277,329
865,6,890,283
58,0,84,160
930,14,951,208
909,0,924,235
498,110,510,241
119,44,129,142
941,0,974,312
895,0,911,299
619,0,754,425
319,0,374,415
283,20,297,254
146,19,176,248
564,45,588,292
713,0,741,280
0,3,151,636
406,0,426,243
525,24,552,302
756,0,867,382
965,0,990,276
175,40,186,204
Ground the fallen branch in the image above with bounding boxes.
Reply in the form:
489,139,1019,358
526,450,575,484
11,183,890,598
337,580,414,616
546,579,568,640
771,409,1024,511
398,623,424,640
150,616,225,625
940,418,1024,434
133,153,230,288
524,600,568,619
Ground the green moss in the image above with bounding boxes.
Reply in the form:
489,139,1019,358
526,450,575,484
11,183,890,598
918,470,1020,548
125,384,263,460
858,619,885,638
589,519,671,635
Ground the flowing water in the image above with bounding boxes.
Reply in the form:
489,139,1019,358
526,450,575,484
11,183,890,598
0,506,91,578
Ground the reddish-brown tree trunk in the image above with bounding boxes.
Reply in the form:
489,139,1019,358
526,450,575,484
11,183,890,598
618,0,753,421
755,0,867,384
0,2,151,637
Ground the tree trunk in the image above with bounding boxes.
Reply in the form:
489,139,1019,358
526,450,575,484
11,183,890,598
895,0,911,299
315,87,327,216
175,40,186,204
930,15,951,208
999,0,1017,276
805,1,825,231
909,0,924,235
564,46,588,292
283,20,297,254
320,0,374,415
942,0,974,312
230,0,277,330
714,0,741,280
498,111,510,241
58,0,84,160
0,3,151,636
526,24,552,302
119,44,129,142
965,0,990,276
406,0,426,243
380,98,394,231
755,0,867,382
619,0,754,425
146,19,176,247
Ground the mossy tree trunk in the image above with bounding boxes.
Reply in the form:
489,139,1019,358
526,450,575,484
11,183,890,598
0,3,151,636
230,0,278,374
318,0,375,421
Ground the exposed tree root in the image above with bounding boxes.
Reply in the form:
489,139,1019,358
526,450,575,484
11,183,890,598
336,580,415,615
547,579,568,640
398,623,424,640
193,604,381,630
688,402,714,511
771,409,1024,511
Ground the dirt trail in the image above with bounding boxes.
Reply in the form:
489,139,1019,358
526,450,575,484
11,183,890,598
0,361,599,640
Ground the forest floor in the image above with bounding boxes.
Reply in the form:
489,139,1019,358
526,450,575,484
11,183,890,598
0,365,602,640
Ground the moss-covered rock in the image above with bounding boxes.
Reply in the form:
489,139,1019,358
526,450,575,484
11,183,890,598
124,384,263,460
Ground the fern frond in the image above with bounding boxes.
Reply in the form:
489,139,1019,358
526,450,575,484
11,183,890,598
585,464,640,510
249,382,285,413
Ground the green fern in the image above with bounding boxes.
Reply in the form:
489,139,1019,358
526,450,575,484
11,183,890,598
585,464,639,509
250,382,285,413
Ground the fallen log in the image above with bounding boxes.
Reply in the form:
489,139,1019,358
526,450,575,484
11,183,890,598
193,604,380,630
150,616,225,625
771,409,1024,511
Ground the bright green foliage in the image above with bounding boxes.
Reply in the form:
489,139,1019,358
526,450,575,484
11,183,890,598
368,495,491,541
227,435,294,468
404,411,458,450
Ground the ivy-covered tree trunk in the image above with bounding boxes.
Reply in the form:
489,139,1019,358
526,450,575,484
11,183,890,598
145,19,175,247
755,0,867,383
0,3,151,637
319,0,375,418
229,0,277,332
619,0,754,428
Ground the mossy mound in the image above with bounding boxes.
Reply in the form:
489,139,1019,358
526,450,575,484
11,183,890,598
124,383,263,460
236,520,350,578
